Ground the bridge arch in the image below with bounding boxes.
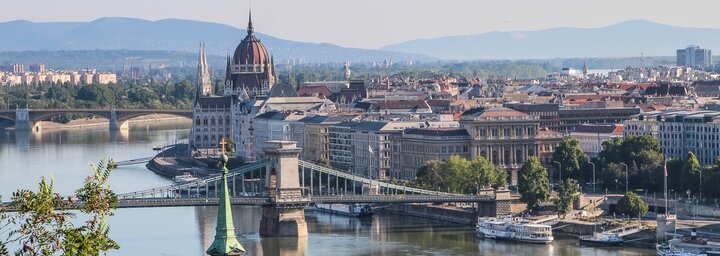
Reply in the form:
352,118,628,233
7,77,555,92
112,110,192,130
27,110,113,132
0,114,15,128
14,109,193,131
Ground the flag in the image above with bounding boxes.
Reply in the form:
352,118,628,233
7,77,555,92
368,144,374,154
664,157,667,177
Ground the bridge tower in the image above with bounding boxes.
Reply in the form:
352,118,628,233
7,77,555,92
259,141,309,237
206,142,245,256
108,109,129,130
14,108,32,131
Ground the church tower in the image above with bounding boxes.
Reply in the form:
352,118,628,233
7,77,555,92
197,43,213,100
344,61,351,80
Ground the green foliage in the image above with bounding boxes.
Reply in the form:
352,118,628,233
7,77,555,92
1,158,119,255
551,139,587,180
598,135,663,192
616,192,648,217
0,81,195,111
518,157,551,210
412,155,507,194
553,178,579,217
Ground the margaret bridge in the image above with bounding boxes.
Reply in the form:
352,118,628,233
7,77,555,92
0,108,193,132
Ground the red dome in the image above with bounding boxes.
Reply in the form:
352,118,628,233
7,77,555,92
233,34,269,65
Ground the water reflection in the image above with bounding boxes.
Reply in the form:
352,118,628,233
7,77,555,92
109,129,129,143
2,123,657,256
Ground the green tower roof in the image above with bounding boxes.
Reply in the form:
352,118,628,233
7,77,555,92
206,149,245,255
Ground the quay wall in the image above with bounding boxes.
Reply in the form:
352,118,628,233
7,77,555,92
379,204,476,225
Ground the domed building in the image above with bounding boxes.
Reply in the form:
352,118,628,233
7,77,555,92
224,11,276,98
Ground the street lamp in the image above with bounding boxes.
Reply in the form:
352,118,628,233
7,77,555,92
620,163,628,194
693,168,703,204
588,160,596,194
553,160,562,184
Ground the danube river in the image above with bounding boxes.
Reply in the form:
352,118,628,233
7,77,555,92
0,122,654,255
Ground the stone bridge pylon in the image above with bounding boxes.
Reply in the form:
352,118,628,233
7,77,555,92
260,140,309,237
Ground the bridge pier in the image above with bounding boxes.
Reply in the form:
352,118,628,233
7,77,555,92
109,109,129,130
14,109,33,131
259,141,308,237
477,188,513,217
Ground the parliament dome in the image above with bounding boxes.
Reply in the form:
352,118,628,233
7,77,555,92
233,12,269,65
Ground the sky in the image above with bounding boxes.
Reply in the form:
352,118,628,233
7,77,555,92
4,0,720,49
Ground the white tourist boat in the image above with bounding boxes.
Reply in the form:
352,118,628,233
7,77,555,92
657,243,709,256
313,203,374,217
476,217,554,244
579,232,623,246
173,173,198,183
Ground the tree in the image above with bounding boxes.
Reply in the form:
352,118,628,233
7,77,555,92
598,135,663,192
616,192,648,217
518,157,551,210
553,178,579,218
552,139,587,181
1,158,119,255
413,155,508,194
469,156,508,189
415,161,444,190
681,151,701,192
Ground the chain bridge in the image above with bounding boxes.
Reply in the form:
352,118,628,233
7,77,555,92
116,159,500,202
0,108,192,131
1,140,514,237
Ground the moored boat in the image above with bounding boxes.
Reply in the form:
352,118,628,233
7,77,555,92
313,203,374,217
173,173,198,183
579,232,623,246
476,217,553,244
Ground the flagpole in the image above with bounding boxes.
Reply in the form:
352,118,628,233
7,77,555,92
664,158,668,216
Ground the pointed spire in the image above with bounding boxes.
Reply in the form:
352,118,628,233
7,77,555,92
247,9,254,35
197,43,212,98
206,138,245,256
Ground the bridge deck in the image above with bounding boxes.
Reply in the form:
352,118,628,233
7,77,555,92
1,194,494,211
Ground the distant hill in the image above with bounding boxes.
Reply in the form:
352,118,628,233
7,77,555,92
0,17,434,63
381,20,720,60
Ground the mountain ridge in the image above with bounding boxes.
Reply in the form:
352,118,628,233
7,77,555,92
0,17,434,63
381,20,720,60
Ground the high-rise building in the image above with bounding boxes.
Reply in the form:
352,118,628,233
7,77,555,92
677,46,712,69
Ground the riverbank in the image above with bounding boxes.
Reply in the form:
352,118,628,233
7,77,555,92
378,203,477,225
145,144,217,179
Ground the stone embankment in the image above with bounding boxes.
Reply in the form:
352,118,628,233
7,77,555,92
379,203,477,225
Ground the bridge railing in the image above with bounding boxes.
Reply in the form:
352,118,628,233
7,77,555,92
119,159,464,200
298,160,461,197
117,160,269,199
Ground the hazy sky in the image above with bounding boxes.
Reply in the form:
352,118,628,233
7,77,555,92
4,0,720,49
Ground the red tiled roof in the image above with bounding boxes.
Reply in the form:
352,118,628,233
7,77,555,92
573,124,624,134
297,86,332,97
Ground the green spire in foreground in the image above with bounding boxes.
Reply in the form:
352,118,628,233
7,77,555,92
206,148,245,256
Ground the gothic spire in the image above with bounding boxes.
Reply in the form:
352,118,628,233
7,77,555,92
196,43,212,98
247,10,254,35
206,141,245,256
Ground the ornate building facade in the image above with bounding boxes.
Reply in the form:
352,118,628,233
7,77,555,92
459,107,564,185
190,44,234,151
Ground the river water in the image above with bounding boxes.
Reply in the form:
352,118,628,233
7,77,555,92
0,122,655,255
